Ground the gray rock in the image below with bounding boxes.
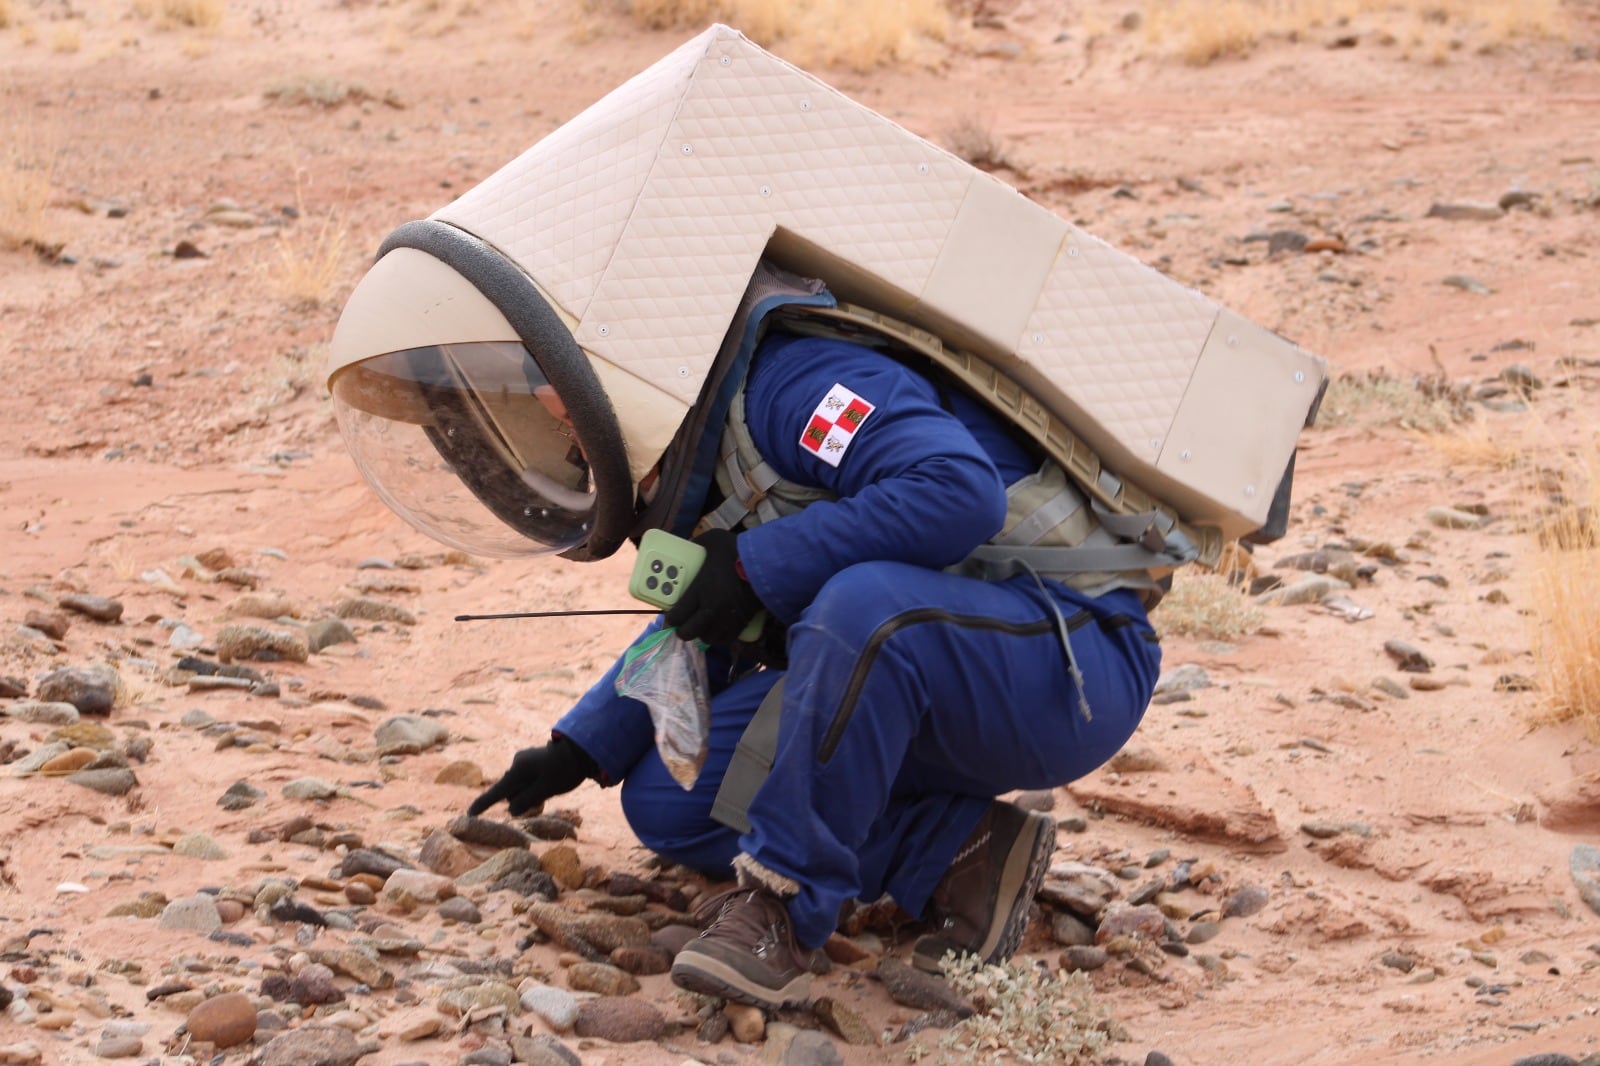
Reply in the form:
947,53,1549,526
5,701,80,725
461,1048,512,1066
519,983,578,1032
780,1030,845,1066
256,1026,365,1066
1153,664,1211,697
1426,200,1504,221
70,768,139,796
282,777,340,801
1060,945,1109,972
511,1034,580,1066
1383,639,1434,673
456,848,543,886
12,742,71,774
1222,885,1270,918
171,833,226,859
180,709,217,729
1425,505,1488,530
288,963,342,1006
446,815,532,849
167,624,205,650
218,780,266,810
875,957,973,1016
159,894,222,933
0,676,26,698
1571,844,1600,918
306,618,357,653
437,896,480,924
374,714,449,753
340,847,413,879
1444,274,1494,295
59,593,124,623
37,664,118,716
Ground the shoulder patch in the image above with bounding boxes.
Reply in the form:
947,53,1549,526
798,383,875,469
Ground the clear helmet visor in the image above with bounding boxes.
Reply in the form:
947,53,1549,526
330,341,596,557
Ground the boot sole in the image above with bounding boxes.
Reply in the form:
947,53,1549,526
671,953,813,1009
979,809,1055,964
912,809,1055,973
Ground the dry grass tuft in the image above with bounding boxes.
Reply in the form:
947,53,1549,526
1417,419,1528,474
606,0,950,70
270,193,348,311
0,0,12,29
131,0,224,30
1526,442,1600,739
1140,0,1568,66
0,119,57,255
51,22,83,51
944,113,1010,172
1152,567,1266,641
1315,366,1473,432
263,76,373,109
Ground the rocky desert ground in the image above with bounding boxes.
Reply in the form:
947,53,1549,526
2,1,1600,1064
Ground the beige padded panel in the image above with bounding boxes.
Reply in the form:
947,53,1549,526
416,24,1325,534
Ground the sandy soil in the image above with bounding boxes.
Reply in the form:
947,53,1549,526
3,1,1600,1064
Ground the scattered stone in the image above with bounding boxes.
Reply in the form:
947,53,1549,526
512,1034,580,1066
185,991,256,1048
457,849,543,887
40,748,98,775
306,618,358,653
1571,844,1600,918
36,665,118,716
375,714,449,754
520,982,579,1031
1383,640,1434,673
724,1002,765,1042
875,957,974,1017
218,780,266,810
779,1030,844,1066
540,844,585,890
170,832,226,859
566,961,638,996
572,997,665,1043
255,1025,364,1066
437,896,481,924
522,903,650,954
160,894,222,933
58,593,123,623
1223,885,1270,918
813,996,876,1046
423,760,479,790
608,945,671,975
1259,574,1350,606
520,814,580,840
1050,910,1096,947
1444,274,1494,295
23,610,69,640
418,828,480,878
221,592,294,619
0,677,26,698
1381,952,1416,973
447,814,531,849
1426,200,1504,221
0,1044,41,1065
215,624,308,664
283,777,340,801
69,768,138,796
335,597,417,625
1425,505,1488,530
289,963,343,1006
93,1024,143,1058
383,868,454,903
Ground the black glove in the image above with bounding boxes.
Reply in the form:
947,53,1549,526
467,735,599,817
665,528,764,646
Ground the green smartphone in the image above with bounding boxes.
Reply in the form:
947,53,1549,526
629,529,765,642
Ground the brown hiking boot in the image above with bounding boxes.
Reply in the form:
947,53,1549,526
671,887,828,1008
911,800,1055,974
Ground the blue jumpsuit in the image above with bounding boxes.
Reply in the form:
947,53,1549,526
555,332,1163,949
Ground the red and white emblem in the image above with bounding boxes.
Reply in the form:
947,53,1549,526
798,383,875,468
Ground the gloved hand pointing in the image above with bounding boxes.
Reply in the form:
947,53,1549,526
467,735,600,817
665,528,764,646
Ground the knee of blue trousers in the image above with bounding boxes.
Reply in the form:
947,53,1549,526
619,759,739,880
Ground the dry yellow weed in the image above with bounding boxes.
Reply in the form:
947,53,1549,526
1526,439,1600,739
0,119,56,253
269,183,348,311
613,0,948,70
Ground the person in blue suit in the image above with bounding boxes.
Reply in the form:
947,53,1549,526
468,325,1163,1009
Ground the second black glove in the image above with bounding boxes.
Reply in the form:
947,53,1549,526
467,735,600,817
664,528,764,646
